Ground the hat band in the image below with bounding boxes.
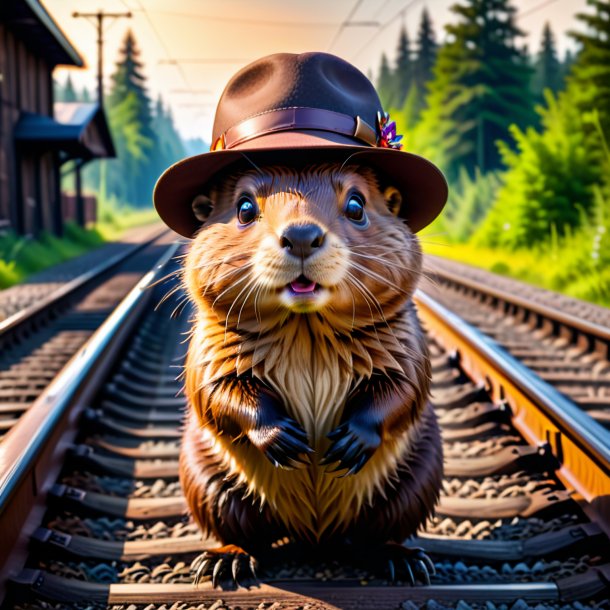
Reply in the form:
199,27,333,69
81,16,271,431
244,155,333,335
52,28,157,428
213,107,378,151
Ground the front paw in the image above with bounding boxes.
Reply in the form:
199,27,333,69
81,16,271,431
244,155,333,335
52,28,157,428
247,417,312,469
191,545,258,588
321,417,381,475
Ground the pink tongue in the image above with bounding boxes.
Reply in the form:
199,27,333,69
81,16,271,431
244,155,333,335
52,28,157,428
290,280,317,294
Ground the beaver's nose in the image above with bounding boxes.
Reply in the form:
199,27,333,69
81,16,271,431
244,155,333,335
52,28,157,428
280,224,325,258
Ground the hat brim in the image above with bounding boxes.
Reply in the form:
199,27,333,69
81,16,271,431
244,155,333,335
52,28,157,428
153,130,448,237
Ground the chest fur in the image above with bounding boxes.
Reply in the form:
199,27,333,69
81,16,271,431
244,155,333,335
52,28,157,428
191,312,416,541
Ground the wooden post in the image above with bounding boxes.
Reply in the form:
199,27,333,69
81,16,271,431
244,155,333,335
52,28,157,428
75,162,84,227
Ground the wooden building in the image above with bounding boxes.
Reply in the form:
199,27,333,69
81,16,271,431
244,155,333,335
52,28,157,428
0,0,114,237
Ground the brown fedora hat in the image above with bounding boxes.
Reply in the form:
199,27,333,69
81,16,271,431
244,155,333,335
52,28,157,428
153,52,447,237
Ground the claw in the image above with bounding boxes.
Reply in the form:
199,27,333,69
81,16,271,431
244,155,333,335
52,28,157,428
275,434,311,456
415,558,431,585
322,437,351,465
282,421,310,445
339,453,368,477
212,558,223,588
387,559,395,582
231,557,240,586
351,453,368,474
338,440,360,465
403,558,415,585
327,423,346,440
193,557,211,585
249,556,258,580
420,552,436,576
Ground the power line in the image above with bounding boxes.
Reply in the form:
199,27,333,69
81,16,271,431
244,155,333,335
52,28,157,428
129,9,346,28
517,0,561,20
123,0,193,92
158,59,251,65
352,0,423,61
169,89,212,95
327,0,364,52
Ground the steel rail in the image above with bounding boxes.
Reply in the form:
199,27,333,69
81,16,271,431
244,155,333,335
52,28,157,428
415,289,610,529
0,240,182,597
425,258,610,343
0,226,169,341
11,567,610,606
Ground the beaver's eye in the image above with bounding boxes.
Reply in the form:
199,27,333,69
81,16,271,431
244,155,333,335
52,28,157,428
344,193,367,225
237,196,258,225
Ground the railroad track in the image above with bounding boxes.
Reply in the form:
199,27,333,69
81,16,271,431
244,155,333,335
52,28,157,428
0,251,608,609
423,256,610,429
0,225,174,441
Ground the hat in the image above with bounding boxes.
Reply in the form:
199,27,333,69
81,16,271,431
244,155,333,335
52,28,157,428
153,52,447,237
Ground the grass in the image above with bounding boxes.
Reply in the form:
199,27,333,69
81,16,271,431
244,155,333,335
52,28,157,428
420,228,610,308
0,201,160,289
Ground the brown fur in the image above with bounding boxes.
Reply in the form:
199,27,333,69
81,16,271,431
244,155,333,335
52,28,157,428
180,163,443,551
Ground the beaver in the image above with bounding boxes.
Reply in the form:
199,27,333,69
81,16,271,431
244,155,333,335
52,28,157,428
179,161,444,586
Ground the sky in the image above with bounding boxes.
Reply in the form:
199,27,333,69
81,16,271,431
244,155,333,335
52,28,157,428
43,0,586,144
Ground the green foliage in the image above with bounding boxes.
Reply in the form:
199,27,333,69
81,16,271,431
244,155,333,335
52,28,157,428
0,224,103,288
375,0,609,307
63,74,78,102
423,197,610,306
412,9,437,94
376,53,394,108
0,202,159,289
101,30,157,207
560,49,576,86
152,96,186,179
392,25,412,108
440,168,501,242
83,30,187,210
379,10,437,125
568,0,610,139
413,0,534,178
532,23,562,102
474,90,599,248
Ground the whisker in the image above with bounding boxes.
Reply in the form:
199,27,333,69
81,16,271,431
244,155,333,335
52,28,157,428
345,272,381,343
146,267,183,290
204,262,253,297
223,275,260,343
211,273,251,309
346,271,401,346
349,261,411,296
156,284,182,310
236,278,260,330
349,251,417,273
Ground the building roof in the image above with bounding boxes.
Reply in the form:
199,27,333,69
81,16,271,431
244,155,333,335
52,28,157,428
0,0,84,67
14,103,115,160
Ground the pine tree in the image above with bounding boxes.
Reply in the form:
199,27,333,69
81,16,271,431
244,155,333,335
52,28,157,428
392,25,412,108
64,74,78,102
105,30,156,206
376,53,394,108
412,9,437,95
152,96,186,177
533,23,562,101
561,49,576,85
568,0,610,138
413,0,534,178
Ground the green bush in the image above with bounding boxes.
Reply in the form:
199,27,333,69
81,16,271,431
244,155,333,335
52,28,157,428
474,90,599,249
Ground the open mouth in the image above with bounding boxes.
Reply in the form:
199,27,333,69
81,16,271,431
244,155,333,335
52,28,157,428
288,274,318,295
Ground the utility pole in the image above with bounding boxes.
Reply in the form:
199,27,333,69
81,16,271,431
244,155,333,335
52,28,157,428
72,10,132,106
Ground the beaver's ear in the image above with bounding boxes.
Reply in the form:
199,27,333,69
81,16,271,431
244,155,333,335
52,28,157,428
383,186,402,217
192,193,215,223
